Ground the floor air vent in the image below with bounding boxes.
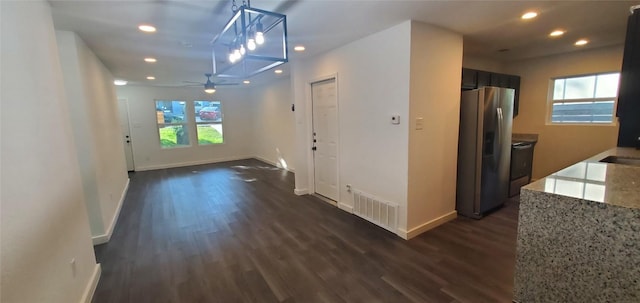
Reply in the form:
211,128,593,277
352,190,398,233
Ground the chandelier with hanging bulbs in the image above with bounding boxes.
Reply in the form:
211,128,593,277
212,0,288,78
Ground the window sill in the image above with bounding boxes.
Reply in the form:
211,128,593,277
197,143,225,147
545,122,618,127
160,145,192,150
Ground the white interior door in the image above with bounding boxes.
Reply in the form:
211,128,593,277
117,98,135,171
311,78,338,201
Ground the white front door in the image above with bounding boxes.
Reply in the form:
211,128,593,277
311,78,338,201
117,98,135,171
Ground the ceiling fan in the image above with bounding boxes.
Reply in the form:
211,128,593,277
183,73,238,94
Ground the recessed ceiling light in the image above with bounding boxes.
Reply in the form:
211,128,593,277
549,30,565,37
575,39,589,46
146,76,155,80
138,24,156,33
243,80,250,84
113,80,127,86
521,11,538,20
274,69,283,74
294,45,305,52
144,57,157,63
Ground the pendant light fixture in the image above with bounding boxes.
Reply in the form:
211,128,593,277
211,0,288,79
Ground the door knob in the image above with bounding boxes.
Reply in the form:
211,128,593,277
126,140,130,143
312,146,317,151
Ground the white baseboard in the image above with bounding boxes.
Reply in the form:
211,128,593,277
253,156,276,166
136,156,253,171
79,264,101,303
312,194,337,206
253,156,295,173
294,188,308,195
92,178,129,245
397,210,457,240
337,202,353,213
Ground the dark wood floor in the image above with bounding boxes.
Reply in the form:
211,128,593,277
93,159,519,303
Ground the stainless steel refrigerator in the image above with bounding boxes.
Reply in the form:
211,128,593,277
456,87,514,218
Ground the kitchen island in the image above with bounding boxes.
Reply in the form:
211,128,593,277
513,147,640,302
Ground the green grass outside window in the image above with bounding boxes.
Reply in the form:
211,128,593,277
159,125,223,148
197,125,223,145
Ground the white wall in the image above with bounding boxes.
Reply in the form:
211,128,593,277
57,31,129,243
505,46,623,178
1,1,99,302
406,21,463,237
251,77,296,171
291,21,412,230
116,85,254,170
462,54,506,73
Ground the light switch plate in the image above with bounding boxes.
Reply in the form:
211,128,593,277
416,117,424,130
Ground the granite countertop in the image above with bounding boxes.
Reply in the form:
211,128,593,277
523,147,640,210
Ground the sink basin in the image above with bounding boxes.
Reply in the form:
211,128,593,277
599,156,640,167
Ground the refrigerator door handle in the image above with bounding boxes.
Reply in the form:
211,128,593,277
497,107,503,167
497,107,503,147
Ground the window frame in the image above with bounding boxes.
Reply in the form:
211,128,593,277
547,72,620,126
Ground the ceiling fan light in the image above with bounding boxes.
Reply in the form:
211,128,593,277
204,88,216,94
229,52,236,63
240,44,246,55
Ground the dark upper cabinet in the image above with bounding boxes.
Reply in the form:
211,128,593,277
461,68,521,117
477,71,491,87
617,7,640,147
490,73,510,87
461,68,478,89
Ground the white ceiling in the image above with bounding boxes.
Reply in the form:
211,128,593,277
50,0,638,87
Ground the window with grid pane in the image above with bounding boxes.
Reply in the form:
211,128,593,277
156,100,189,148
550,73,619,124
194,101,224,145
